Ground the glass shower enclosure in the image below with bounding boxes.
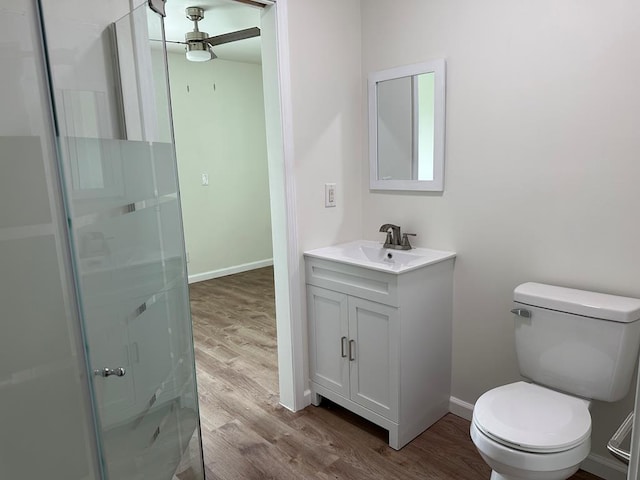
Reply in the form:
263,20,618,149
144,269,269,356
34,1,204,478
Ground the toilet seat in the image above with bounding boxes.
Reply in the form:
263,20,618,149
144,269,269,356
470,421,591,476
473,382,591,453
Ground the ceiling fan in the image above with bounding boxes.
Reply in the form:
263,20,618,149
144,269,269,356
167,6,261,62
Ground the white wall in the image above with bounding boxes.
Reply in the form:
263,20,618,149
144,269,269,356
166,53,273,280
361,0,640,468
286,0,364,252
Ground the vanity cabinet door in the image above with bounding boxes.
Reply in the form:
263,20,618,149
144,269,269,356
307,286,350,398
348,297,399,421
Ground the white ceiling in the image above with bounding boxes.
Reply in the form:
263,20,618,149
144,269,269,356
159,0,263,64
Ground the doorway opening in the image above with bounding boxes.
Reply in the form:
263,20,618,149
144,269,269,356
160,1,294,471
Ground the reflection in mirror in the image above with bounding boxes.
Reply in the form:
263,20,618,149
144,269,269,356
377,72,435,181
369,59,445,191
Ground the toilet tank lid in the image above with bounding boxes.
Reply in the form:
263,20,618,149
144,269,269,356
514,282,640,323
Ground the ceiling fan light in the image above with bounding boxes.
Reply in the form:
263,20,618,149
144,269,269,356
186,49,212,62
186,42,213,62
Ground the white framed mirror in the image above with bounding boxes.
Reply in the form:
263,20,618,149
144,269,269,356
369,59,446,191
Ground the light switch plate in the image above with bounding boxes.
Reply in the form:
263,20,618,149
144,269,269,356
325,183,336,207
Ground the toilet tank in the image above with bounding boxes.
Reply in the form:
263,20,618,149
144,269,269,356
513,282,640,402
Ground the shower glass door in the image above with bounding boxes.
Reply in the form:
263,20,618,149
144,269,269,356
38,1,204,478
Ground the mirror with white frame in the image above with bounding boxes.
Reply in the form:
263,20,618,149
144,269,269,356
369,59,446,191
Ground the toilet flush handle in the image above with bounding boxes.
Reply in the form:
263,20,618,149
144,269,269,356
510,308,531,318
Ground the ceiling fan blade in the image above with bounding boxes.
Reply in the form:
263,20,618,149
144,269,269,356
149,39,188,45
204,27,260,47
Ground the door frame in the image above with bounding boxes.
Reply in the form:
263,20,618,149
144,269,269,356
260,0,307,412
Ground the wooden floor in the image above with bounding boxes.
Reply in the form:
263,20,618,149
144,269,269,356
189,267,601,480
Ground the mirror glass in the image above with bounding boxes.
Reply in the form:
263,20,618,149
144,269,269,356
369,59,445,191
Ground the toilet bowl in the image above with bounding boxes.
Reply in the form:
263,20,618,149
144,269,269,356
470,283,640,480
471,382,591,480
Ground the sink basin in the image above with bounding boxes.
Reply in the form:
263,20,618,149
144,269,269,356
304,240,455,274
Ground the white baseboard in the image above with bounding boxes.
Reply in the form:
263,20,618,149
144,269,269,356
449,396,474,421
188,258,273,284
448,396,628,480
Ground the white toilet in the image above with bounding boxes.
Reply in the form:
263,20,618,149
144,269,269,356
471,282,640,480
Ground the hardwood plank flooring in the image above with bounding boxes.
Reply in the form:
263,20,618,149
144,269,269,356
189,267,601,480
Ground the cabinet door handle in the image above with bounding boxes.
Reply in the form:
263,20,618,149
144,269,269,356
349,340,356,361
341,336,348,358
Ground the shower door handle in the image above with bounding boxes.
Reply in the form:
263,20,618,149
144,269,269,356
94,367,126,377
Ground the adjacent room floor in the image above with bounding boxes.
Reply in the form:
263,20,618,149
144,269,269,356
189,267,600,480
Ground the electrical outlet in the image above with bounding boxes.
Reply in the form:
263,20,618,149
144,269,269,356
325,183,336,207
201,173,209,186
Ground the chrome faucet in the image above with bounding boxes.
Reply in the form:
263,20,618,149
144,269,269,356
379,224,416,250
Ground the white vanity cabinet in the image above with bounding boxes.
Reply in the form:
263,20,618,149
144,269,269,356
304,249,455,450
307,286,400,421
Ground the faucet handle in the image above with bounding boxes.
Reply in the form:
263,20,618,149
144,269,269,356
401,233,416,248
